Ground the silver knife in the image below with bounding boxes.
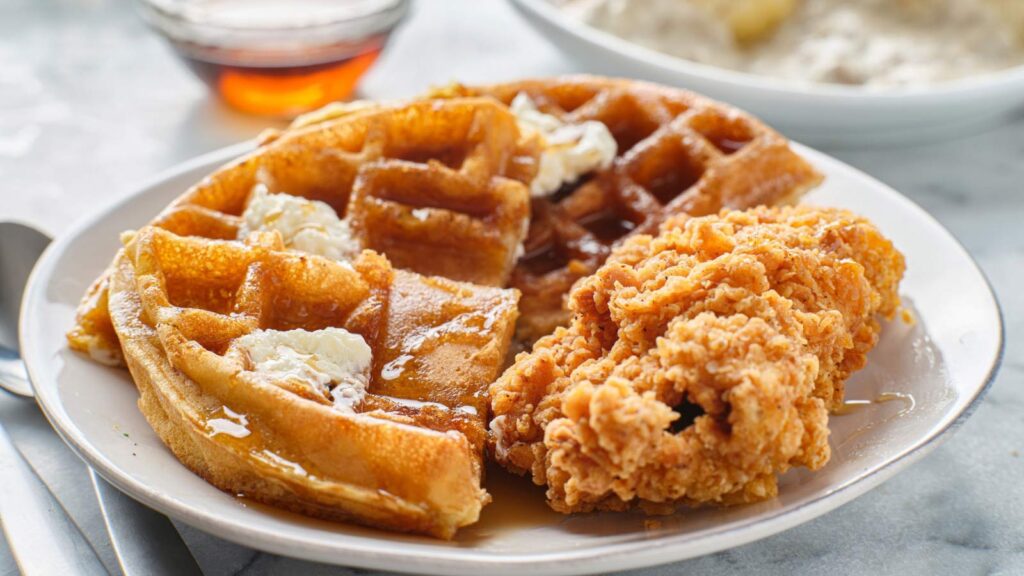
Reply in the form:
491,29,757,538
0,419,108,576
91,470,204,576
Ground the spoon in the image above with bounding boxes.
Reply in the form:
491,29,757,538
0,221,201,575
0,221,108,575
0,222,49,397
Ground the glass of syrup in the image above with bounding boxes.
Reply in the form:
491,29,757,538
136,0,409,117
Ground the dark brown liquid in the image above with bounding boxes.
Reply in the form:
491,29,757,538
520,244,569,276
647,160,704,205
580,210,636,242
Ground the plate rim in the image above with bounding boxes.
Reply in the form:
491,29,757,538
19,142,1005,575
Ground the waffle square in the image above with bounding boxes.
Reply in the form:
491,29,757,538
109,226,518,538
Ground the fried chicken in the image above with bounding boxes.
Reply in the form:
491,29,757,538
488,205,905,513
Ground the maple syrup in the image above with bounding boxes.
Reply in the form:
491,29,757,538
834,391,916,416
177,45,384,117
138,0,408,117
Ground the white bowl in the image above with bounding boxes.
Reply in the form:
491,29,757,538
20,142,1003,574
511,0,1024,147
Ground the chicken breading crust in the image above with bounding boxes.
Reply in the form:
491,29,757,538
489,206,905,513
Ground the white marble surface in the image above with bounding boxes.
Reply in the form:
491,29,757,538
1,0,1022,574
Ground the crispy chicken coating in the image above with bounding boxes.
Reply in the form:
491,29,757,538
489,206,905,513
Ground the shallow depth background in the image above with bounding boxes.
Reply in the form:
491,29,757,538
0,0,1022,574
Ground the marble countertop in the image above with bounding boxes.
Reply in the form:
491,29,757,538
1,0,1022,574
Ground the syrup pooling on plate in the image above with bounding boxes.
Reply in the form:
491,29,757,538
834,392,917,416
835,391,920,453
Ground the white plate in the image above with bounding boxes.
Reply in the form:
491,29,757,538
511,0,1024,147
21,142,1002,576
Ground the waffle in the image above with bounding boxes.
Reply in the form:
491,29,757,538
432,77,824,343
68,98,533,365
66,76,827,535
274,77,823,344
109,225,518,538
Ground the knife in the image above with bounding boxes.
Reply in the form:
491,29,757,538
0,419,108,576
91,470,204,576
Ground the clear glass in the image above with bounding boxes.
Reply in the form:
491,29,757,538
135,0,409,117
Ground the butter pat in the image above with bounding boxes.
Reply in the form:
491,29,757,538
510,93,617,197
233,327,373,412
240,185,360,261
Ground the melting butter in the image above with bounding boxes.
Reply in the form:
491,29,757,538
233,327,373,413
239,184,360,262
510,93,617,197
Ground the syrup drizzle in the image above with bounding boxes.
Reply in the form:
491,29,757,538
834,391,916,416
835,392,918,451
206,406,251,439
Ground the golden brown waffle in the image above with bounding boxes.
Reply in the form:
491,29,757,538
110,226,518,538
259,77,824,345
178,97,530,286
65,76,828,536
435,77,824,343
68,98,533,365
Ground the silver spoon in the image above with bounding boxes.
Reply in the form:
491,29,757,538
0,222,49,397
0,221,201,575
0,221,107,575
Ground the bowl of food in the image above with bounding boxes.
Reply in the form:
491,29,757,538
135,0,409,117
510,0,1024,146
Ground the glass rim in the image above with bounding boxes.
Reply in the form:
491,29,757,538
135,0,410,43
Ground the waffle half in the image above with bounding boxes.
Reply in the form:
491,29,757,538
109,226,517,538
434,77,824,343
68,98,533,365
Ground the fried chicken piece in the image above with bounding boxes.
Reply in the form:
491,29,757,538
489,205,905,513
